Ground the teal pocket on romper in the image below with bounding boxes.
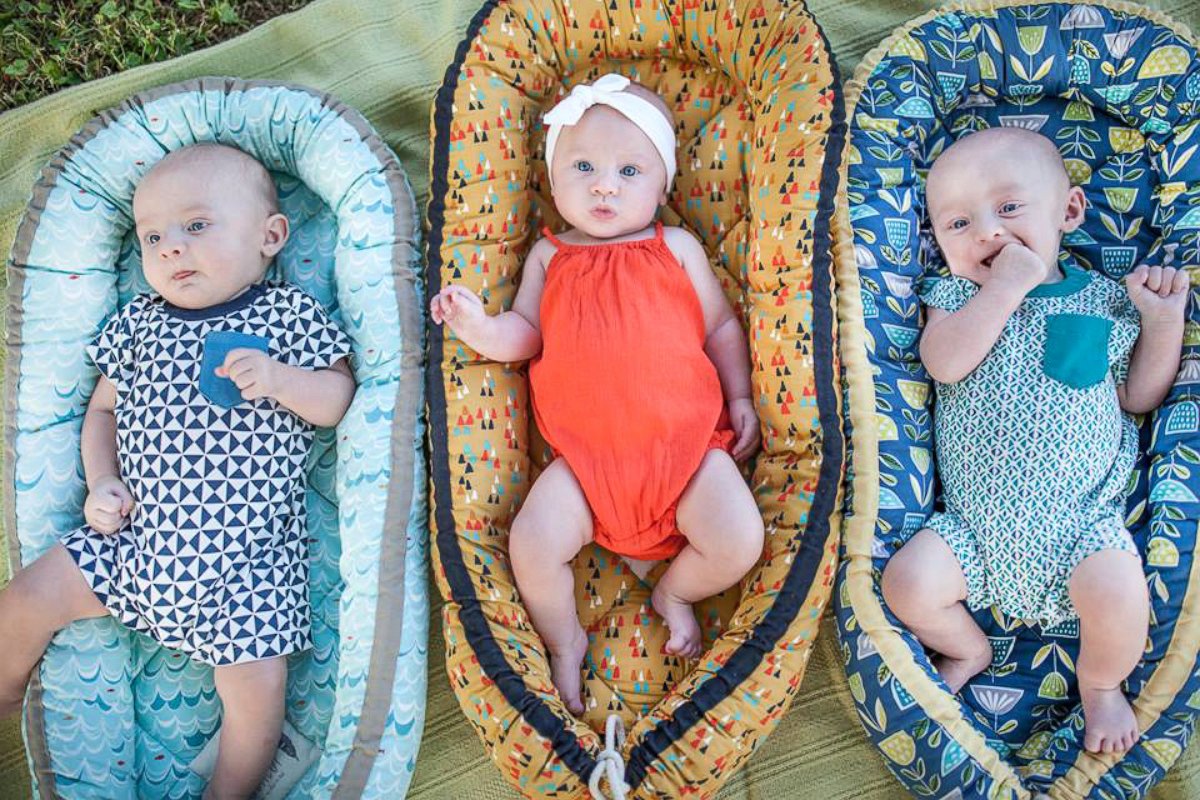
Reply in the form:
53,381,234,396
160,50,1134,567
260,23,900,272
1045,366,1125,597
1042,313,1112,389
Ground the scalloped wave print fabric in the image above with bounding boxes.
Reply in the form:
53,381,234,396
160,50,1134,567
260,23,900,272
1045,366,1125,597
4,79,428,799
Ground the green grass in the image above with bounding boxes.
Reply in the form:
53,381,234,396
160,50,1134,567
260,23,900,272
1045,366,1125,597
0,0,311,111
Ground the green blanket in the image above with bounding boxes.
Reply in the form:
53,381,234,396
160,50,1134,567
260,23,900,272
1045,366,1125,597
2,0,1198,797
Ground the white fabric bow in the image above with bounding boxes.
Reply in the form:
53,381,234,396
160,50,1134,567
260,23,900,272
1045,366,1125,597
543,74,676,193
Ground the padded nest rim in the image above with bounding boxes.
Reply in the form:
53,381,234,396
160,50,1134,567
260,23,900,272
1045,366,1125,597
3,76,425,799
835,1,1200,798
426,0,846,795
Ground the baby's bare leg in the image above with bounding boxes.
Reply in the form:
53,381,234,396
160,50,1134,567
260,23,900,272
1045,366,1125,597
881,530,991,693
1070,549,1148,754
204,657,287,800
509,458,594,715
0,543,107,718
654,451,764,658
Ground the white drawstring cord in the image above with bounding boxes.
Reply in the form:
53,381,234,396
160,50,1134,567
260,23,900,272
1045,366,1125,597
587,714,630,800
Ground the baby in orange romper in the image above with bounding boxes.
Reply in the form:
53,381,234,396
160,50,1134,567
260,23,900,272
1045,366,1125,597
430,74,765,714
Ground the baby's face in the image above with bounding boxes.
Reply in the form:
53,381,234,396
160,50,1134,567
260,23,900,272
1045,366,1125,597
926,133,1084,286
549,105,668,240
133,159,281,309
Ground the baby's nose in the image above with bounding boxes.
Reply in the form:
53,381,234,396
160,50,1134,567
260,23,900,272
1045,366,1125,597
590,175,618,196
978,218,1006,240
159,237,186,257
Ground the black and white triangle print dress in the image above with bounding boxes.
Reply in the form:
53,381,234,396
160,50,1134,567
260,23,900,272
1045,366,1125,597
63,283,352,666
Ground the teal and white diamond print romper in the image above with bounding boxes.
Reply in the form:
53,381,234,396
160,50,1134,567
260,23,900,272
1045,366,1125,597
919,259,1141,626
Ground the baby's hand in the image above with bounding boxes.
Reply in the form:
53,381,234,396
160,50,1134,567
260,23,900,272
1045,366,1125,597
988,242,1051,297
430,285,489,339
85,475,134,535
217,348,284,402
729,397,761,463
1126,265,1191,324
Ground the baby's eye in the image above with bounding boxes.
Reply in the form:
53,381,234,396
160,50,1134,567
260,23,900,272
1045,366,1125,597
575,160,593,173
949,219,969,231
619,165,639,177
999,202,1021,214
186,220,208,233
144,233,160,245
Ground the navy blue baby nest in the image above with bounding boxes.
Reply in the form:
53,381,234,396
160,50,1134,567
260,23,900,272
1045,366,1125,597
835,2,1200,798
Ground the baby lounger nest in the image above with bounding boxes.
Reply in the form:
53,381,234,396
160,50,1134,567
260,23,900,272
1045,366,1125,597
425,0,845,796
4,78,428,799
836,2,1200,798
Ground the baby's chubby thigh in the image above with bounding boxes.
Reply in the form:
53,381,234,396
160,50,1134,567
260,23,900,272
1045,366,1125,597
0,543,108,716
508,458,595,572
207,656,287,800
1067,528,1145,616
1068,543,1148,678
673,449,765,582
507,458,595,713
880,528,971,621
881,526,993,692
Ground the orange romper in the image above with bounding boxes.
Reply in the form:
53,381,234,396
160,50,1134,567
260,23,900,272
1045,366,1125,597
529,223,735,560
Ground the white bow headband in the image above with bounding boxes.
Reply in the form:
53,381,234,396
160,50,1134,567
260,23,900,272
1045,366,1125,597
543,74,676,194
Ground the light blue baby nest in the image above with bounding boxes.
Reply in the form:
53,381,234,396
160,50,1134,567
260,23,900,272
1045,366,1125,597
3,78,428,799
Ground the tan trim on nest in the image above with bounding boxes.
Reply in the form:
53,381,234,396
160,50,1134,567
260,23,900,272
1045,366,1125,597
837,0,1199,795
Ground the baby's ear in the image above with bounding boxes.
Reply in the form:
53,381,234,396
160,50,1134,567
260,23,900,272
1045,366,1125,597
1061,185,1087,233
261,213,290,258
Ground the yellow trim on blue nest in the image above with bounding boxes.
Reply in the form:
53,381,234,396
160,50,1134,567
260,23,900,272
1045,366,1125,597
837,1,1200,798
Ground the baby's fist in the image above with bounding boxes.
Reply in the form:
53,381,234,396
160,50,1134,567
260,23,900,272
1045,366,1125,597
1126,265,1191,323
430,285,488,341
729,398,761,463
85,475,134,535
217,348,283,402
989,243,1051,296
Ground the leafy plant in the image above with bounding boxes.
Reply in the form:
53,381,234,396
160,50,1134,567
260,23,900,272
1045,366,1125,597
1,0,311,110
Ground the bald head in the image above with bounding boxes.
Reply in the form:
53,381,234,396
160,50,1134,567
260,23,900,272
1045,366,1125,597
141,142,279,215
928,128,1070,205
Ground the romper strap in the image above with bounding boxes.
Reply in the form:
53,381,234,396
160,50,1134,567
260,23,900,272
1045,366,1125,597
654,220,664,241
542,226,565,246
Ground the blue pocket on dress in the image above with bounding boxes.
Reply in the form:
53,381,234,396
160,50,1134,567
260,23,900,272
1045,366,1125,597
1042,313,1112,389
200,331,271,407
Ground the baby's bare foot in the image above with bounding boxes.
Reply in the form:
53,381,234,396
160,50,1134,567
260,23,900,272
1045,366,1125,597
549,628,589,716
933,647,991,694
651,586,701,659
1080,686,1139,753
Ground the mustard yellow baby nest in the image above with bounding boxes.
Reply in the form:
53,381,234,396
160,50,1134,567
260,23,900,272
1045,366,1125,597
425,0,845,795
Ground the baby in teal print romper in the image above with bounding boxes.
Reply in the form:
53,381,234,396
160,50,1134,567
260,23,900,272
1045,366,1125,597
880,127,1191,756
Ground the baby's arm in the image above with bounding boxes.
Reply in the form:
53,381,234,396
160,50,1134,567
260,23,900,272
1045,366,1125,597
1118,264,1190,414
81,376,134,533
666,227,759,461
921,242,1048,383
218,353,355,428
429,237,551,363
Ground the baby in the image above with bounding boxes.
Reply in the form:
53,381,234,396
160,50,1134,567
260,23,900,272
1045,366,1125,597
430,74,765,714
0,143,355,798
882,127,1190,754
